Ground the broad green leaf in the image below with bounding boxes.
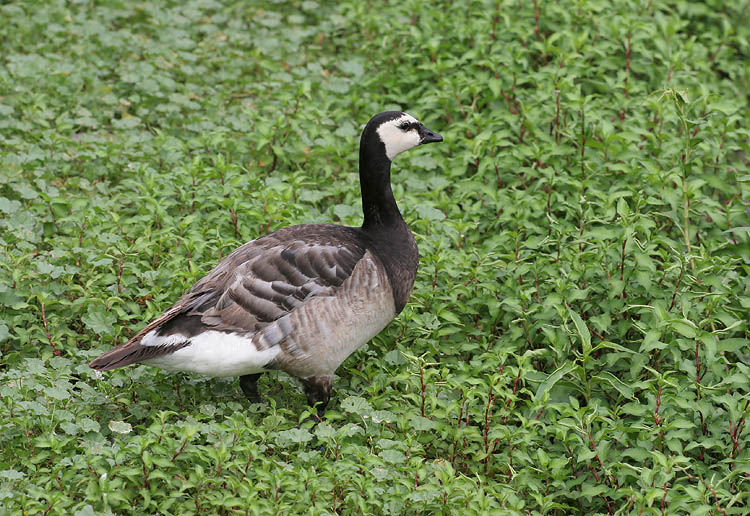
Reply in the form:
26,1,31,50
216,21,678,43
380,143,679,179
724,227,750,234
616,198,630,219
670,319,697,338
591,340,636,354
108,421,132,434
314,422,336,441
415,205,446,221
81,306,116,336
593,372,634,399
341,396,372,416
0,197,22,214
699,333,718,363
535,361,579,401
379,449,405,464
276,428,313,446
568,309,592,357
409,415,436,431
74,505,96,516
438,310,461,324
0,470,25,481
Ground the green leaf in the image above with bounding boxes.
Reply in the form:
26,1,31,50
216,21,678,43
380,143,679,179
568,309,591,357
81,306,116,336
670,319,697,338
591,340,636,354
535,361,579,401
340,396,372,416
384,350,407,366
438,310,461,324
593,371,634,399
0,286,24,308
616,198,630,219
370,410,396,423
379,449,405,464
108,421,132,434
338,59,364,78
332,203,359,221
708,100,739,115
699,334,718,363
0,470,25,481
276,428,313,446
314,422,336,441
79,417,100,433
60,422,80,435
0,197,22,214
724,227,750,234
415,205,446,221
74,505,96,516
46,386,70,400
409,415,436,431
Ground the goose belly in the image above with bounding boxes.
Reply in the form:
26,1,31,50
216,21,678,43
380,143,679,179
143,330,280,377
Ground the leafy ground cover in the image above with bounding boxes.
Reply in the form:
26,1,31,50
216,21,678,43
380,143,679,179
1,0,749,514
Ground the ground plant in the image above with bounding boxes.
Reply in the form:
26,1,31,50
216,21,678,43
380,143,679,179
1,0,749,514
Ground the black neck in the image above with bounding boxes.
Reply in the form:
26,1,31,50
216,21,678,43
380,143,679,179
357,132,418,314
359,143,403,230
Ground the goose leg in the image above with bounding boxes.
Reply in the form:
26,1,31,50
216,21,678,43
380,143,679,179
301,376,332,420
239,373,263,403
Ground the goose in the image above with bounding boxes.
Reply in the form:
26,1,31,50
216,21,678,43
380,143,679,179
89,111,443,418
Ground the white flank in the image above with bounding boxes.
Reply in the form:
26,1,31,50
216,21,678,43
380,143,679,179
376,114,420,160
142,330,280,377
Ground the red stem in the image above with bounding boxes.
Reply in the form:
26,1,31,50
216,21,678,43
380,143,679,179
694,340,702,386
419,364,426,417
624,33,631,97
40,303,60,356
116,255,124,294
580,110,586,177
483,381,497,474
654,385,662,426
668,264,684,312
230,208,239,238
554,90,561,142
172,438,189,461
501,89,516,114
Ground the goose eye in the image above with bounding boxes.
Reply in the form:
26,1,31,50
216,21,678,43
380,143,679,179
398,122,410,130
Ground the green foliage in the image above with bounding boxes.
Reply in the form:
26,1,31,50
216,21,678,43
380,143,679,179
2,0,749,514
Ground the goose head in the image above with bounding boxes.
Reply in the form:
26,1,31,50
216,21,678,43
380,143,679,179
358,111,443,229
362,111,443,162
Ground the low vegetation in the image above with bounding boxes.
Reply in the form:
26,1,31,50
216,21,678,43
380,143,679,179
1,0,749,514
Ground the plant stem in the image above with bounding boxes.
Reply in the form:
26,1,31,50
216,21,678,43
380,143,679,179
671,93,696,273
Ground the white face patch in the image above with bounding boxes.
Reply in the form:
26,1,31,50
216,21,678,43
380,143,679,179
376,114,421,160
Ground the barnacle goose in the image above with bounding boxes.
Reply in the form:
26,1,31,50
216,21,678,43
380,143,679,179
90,111,443,418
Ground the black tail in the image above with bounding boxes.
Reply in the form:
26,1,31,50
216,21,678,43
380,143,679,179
89,341,189,371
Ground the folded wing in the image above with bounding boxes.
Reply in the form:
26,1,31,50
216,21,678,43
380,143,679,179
89,227,368,373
